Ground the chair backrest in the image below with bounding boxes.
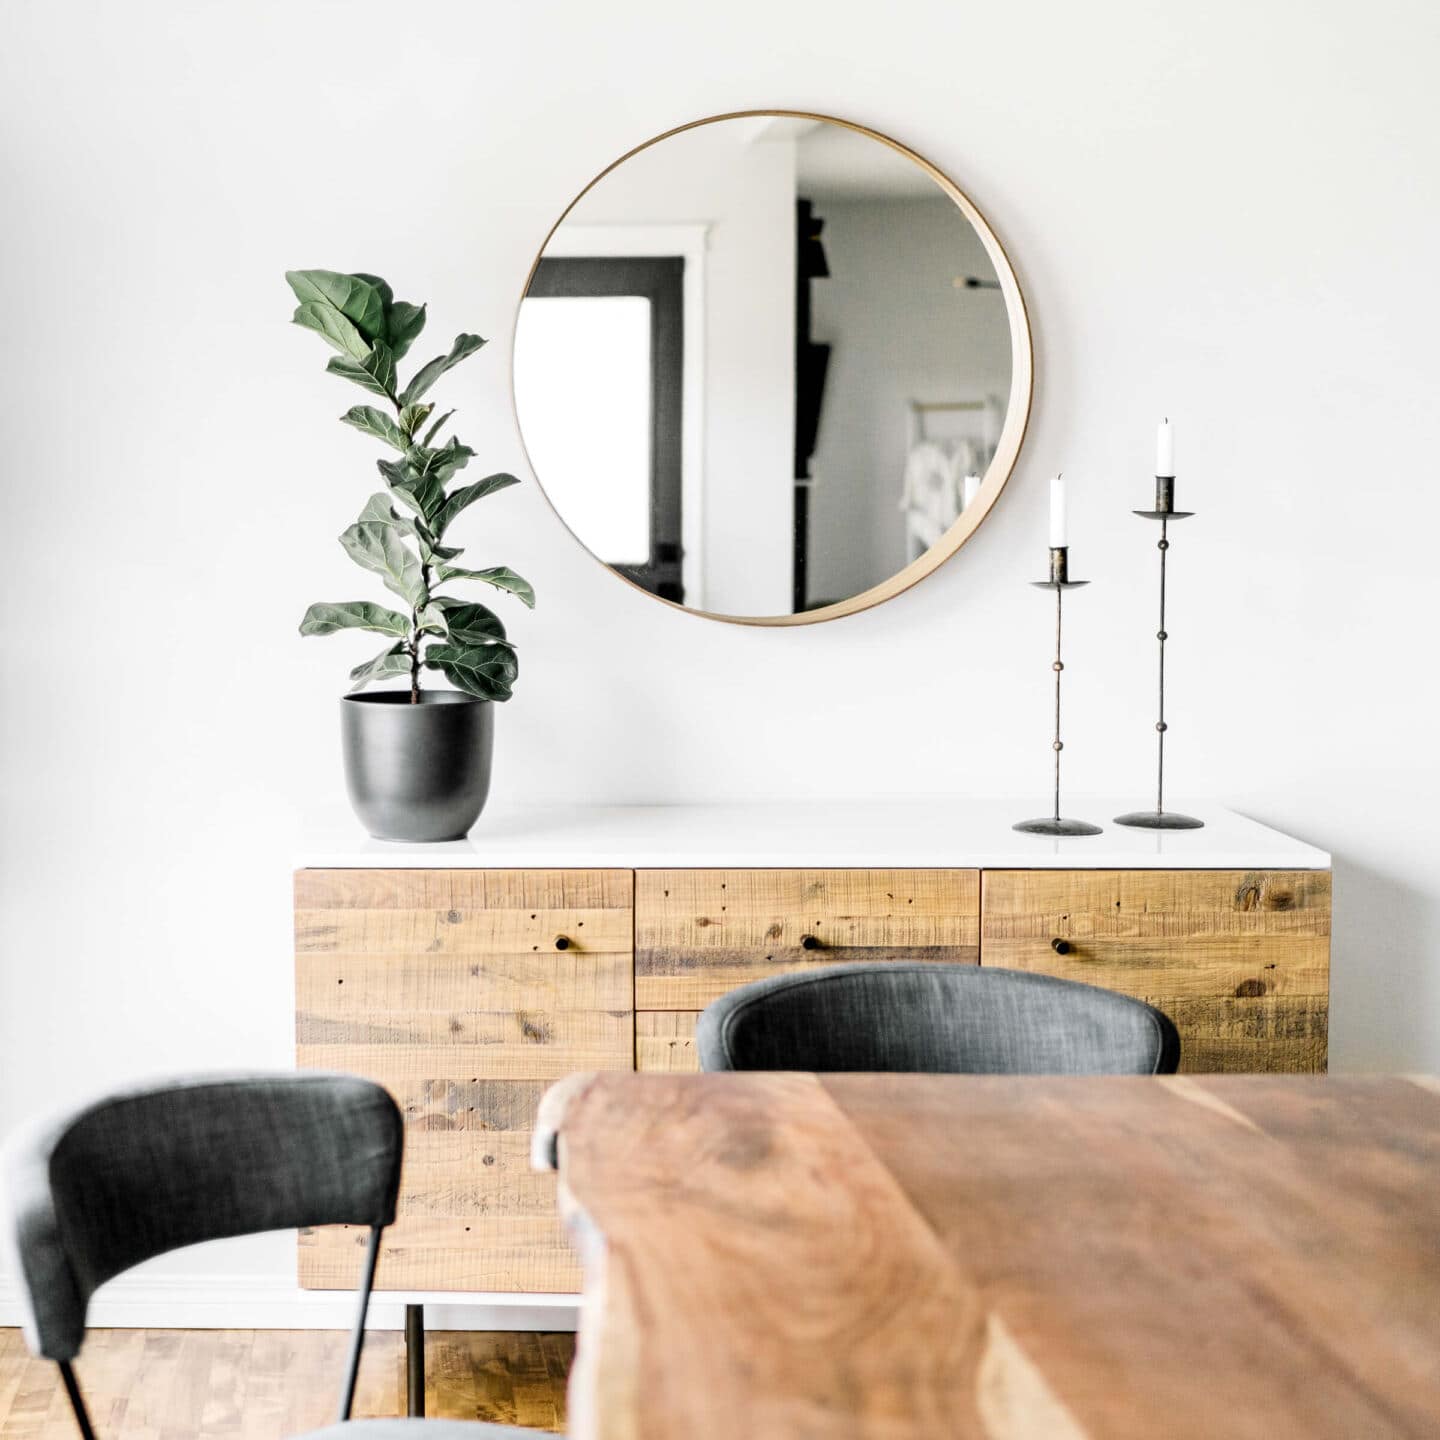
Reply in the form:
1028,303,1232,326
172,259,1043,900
1,1070,402,1434
696,963,1181,1075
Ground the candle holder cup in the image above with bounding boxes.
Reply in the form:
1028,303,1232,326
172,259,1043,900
1014,547,1103,838
1114,474,1204,831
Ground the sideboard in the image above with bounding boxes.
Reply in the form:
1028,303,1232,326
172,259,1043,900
294,799,1331,1300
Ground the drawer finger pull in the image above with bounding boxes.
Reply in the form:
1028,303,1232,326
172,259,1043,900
554,935,572,951
800,934,822,951
1051,938,1071,955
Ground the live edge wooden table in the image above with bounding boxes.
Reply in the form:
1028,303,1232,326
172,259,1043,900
533,1072,1440,1440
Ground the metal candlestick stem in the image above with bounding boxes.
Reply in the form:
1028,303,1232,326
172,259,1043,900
1014,548,1103,837
1114,476,1204,830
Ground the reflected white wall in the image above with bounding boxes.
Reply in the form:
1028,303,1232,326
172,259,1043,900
559,125,796,614
808,197,1012,602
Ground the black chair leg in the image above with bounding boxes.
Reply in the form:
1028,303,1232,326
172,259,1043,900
338,1225,383,1423
405,1302,425,1417
58,1362,97,1440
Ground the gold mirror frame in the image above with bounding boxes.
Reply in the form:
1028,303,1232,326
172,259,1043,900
513,110,1033,626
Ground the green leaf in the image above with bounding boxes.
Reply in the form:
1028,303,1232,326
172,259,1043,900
417,601,450,635
366,343,398,398
399,333,486,407
433,472,520,537
378,456,445,522
340,521,426,608
425,436,475,484
433,598,507,646
386,301,427,360
324,355,390,400
292,301,370,361
378,443,471,521
286,270,387,343
424,641,518,701
393,437,476,521
357,491,406,528
419,536,462,565
357,493,440,558
433,563,535,609
325,343,397,401
299,601,411,639
350,274,426,359
351,272,393,308
348,642,412,691
356,495,456,565
340,405,408,451
420,409,454,447
398,402,433,438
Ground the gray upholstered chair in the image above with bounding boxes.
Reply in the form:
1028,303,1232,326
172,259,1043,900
696,963,1181,1074
0,1071,538,1440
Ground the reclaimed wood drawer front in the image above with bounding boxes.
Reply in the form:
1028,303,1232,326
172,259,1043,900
981,869,1331,1073
636,1011,701,1073
295,868,634,1292
635,869,980,1011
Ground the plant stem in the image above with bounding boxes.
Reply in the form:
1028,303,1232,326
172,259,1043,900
409,563,430,705
396,389,427,706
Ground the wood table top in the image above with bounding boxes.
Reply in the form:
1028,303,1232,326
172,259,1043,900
535,1073,1440,1440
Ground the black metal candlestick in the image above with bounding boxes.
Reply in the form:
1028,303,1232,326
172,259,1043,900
1014,547,1103,837
1114,476,1203,830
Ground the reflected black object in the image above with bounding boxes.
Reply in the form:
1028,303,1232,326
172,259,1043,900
794,198,831,612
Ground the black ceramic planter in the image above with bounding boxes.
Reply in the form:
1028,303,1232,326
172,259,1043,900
340,691,493,842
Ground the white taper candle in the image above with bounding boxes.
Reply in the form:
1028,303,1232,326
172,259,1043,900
1157,418,1175,477
1049,474,1068,548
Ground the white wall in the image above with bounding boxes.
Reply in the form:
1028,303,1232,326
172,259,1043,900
3,0,1439,1301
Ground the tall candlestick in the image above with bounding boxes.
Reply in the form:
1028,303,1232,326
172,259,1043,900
962,473,981,510
1115,452,1202,832
1157,418,1175,478
1048,475,1068,547
1014,542,1102,838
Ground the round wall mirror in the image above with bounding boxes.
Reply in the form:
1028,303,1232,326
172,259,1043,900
513,112,1031,624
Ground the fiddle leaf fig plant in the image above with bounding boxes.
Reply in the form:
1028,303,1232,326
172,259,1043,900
288,268,533,703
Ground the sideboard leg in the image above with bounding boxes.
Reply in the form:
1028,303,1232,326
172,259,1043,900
404,1303,425,1417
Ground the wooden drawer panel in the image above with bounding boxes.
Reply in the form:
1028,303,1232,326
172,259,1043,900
981,870,1330,1073
637,1012,700,1073
296,868,634,1293
636,869,980,1010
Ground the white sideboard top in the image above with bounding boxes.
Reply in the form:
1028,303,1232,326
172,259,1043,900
297,799,1329,871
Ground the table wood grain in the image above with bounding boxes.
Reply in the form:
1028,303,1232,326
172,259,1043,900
535,1073,1440,1439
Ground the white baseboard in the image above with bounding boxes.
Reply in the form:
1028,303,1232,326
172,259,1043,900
0,1273,579,1333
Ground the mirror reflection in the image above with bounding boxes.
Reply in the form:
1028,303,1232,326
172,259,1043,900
514,114,1028,621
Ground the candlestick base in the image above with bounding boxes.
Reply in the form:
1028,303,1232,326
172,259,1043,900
1112,809,1205,830
1013,816,1104,837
